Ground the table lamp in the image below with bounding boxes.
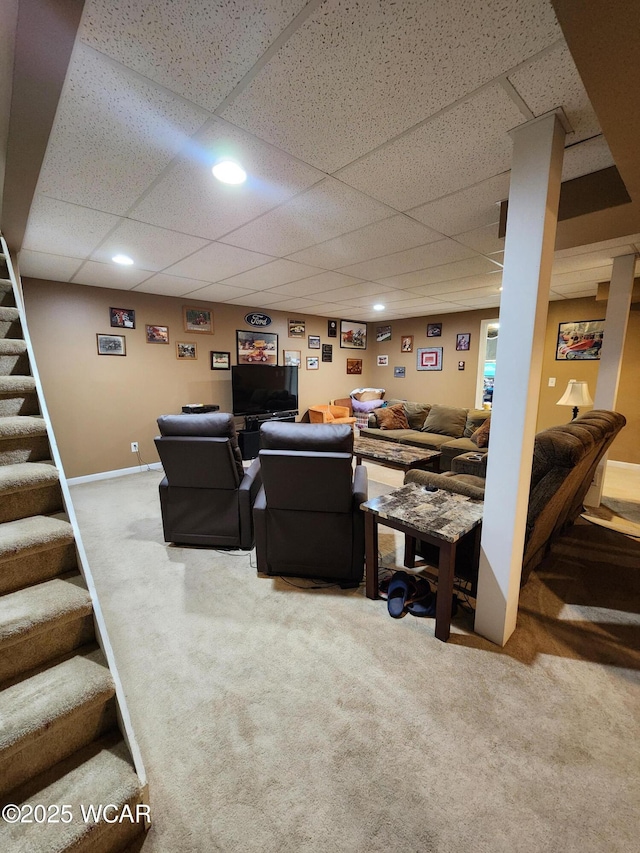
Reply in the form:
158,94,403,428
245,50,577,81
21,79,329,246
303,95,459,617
556,379,593,420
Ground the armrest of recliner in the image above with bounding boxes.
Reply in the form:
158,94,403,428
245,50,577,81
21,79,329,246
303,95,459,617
252,486,267,573
352,463,368,507
451,451,488,478
238,458,262,549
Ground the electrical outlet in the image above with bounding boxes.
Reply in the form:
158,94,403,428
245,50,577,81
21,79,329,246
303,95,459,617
131,442,139,453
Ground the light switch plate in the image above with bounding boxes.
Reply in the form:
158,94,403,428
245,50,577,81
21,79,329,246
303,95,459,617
548,377,556,387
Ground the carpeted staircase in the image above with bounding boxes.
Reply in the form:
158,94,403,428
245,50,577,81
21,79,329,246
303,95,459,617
0,244,147,851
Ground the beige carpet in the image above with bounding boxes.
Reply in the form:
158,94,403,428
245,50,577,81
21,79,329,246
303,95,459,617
70,470,640,853
582,497,640,538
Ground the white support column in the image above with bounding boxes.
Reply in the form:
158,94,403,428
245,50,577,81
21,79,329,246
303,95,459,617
474,112,565,647
585,252,636,506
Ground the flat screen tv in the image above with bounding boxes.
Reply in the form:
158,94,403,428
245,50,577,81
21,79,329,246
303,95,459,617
231,365,298,417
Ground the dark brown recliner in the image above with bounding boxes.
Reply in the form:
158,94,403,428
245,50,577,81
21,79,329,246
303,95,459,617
253,422,368,583
155,413,261,548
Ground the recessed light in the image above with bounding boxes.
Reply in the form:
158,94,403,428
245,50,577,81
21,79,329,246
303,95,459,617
112,254,134,266
498,286,503,291
373,304,385,311
212,160,247,185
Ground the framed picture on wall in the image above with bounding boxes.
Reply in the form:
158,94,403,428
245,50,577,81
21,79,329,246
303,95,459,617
236,330,278,365
109,307,135,329
427,323,442,337
145,325,169,344
308,335,321,349
340,319,367,350
376,324,391,342
284,349,301,366
394,366,406,378
176,341,197,359
288,319,305,338
183,306,213,334
306,356,319,370
556,319,604,360
400,335,413,353
97,333,126,356
210,351,230,370
322,344,333,362
417,347,442,371
456,333,471,351
327,319,337,338
377,355,389,366
346,358,363,375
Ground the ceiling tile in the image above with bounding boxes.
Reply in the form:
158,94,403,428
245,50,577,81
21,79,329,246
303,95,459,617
219,258,325,289
287,215,442,269
345,294,441,310
36,44,208,214
508,43,603,143
454,294,501,308
18,251,84,282
79,0,309,113
551,267,612,287
409,173,510,235
410,272,503,297
23,197,120,257
554,233,640,258
561,135,614,182
259,297,320,311
179,281,259,301
265,271,365,298
337,239,476,282
453,224,504,255
222,0,559,172
328,281,393,302
442,284,504,302
130,120,325,240
71,260,152,289
219,178,393,256
551,251,617,275
163,242,273,282
551,283,599,297
225,291,309,307
381,257,500,291
91,220,208,271
337,86,525,210
296,303,354,316
132,274,221,297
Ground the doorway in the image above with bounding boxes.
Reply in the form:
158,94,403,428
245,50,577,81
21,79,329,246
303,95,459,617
475,319,499,409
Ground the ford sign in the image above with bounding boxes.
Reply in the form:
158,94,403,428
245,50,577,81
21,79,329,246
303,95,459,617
245,312,272,327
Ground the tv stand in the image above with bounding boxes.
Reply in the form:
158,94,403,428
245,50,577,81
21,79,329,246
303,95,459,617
239,411,298,459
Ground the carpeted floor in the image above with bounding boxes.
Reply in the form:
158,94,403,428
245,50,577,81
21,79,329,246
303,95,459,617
70,470,640,853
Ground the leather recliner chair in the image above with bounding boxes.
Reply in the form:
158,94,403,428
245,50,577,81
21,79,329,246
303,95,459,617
155,412,261,548
253,421,368,583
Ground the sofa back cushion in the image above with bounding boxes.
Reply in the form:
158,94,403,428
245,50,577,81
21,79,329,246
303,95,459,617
402,401,432,430
374,403,410,430
464,409,491,437
421,404,468,437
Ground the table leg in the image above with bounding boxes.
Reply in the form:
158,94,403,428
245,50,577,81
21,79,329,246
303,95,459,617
403,534,416,568
364,512,379,599
435,541,456,642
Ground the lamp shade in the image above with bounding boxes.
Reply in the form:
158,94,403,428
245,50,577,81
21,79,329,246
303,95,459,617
556,380,593,408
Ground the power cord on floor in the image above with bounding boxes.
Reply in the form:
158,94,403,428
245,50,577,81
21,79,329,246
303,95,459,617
134,449,153,472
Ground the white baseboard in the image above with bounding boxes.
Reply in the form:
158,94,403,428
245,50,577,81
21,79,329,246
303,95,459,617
68,462,162,486
607,460,640,472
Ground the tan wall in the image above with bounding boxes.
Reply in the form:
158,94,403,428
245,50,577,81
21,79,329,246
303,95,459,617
22,279,638,477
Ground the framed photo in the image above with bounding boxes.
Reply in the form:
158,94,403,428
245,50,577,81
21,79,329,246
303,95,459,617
456,333,471,351
327,319,337,338
417,347,443,371
210,351,230,370
322,343,333,363
394,366,406,378
283,349,301,366
97,333,126,356
109,307,135,329
400,335,413,353
288,319,305,338
308,335,321,349
236,330,278,365
340,319,367,350
176,341,197,359
376,324,391,343
556,319,605,360
183,306,213,334
427,323,442,337
458,361,465,371
346,358,363,375
145,324,169,344
306,356,319,370
377,355,389,366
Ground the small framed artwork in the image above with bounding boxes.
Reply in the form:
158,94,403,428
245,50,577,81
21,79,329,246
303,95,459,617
456,333,471,351
183,306,213,334
458,361,465,371
308,335,321,349
284,349,301,366
322,344,333,362
306,356,319,370
400,335,413,353
211,351,230,370
288,319,305,338
145,324,169,344
109,307,135,329
394,366,406,378
377,355,389,366
427,323,442,337
417,347,443,371
376,324,391,343
237,330,278,365
97,333,126,356
346,358,363,375
327,319,337,338
556,319,605,360
176,341,197,359
340,319,367,350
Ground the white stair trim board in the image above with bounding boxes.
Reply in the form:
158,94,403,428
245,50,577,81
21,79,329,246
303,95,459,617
67,462,162,485
0,576,92,647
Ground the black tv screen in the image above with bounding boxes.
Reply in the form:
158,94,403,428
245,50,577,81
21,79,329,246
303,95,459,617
232,365,298,417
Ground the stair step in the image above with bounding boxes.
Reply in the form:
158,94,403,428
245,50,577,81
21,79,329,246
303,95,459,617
0,416,49,465
0,515,76,595
0,576,94,684
0,462,63,524
0,340,30,375
0,280,16,308
0,376,38,417
0,306,21,338
0,649,117,797
0,735,146,853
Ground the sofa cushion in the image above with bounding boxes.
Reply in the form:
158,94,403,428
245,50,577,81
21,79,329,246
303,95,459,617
470,417,491,447
398,432,454,451
402,401,432,430
359,427,414,443
421,404,467,437
464,409,491,437
375,403,410,430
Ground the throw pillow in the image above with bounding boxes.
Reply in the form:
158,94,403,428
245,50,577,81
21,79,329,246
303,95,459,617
374,403,410,430
403,401,431,430
421,404,468,437
463,409,491,438
470,417,491,448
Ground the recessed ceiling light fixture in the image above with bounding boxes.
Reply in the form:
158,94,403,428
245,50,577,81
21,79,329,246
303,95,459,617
112,254,134,266
212,159,247,185
373,304,385,311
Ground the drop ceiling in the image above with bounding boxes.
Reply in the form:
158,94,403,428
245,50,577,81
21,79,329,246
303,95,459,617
16,0,640,320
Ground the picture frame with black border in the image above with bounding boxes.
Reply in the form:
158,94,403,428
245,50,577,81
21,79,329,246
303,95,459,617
427,323,442,337
456,333,471,351
109,307,135,329
555,319,604,360
376,324,391,343
288,319,305,338
394,366,406,378
340,319,367,350
458,360,465,371
308,335,321,349
210,351,230,370
321,343,333,362
97,333,126,356
327,319,337,338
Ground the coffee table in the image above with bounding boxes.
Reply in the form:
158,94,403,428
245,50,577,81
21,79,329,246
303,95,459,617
360,482,483,642
354,436,440,473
